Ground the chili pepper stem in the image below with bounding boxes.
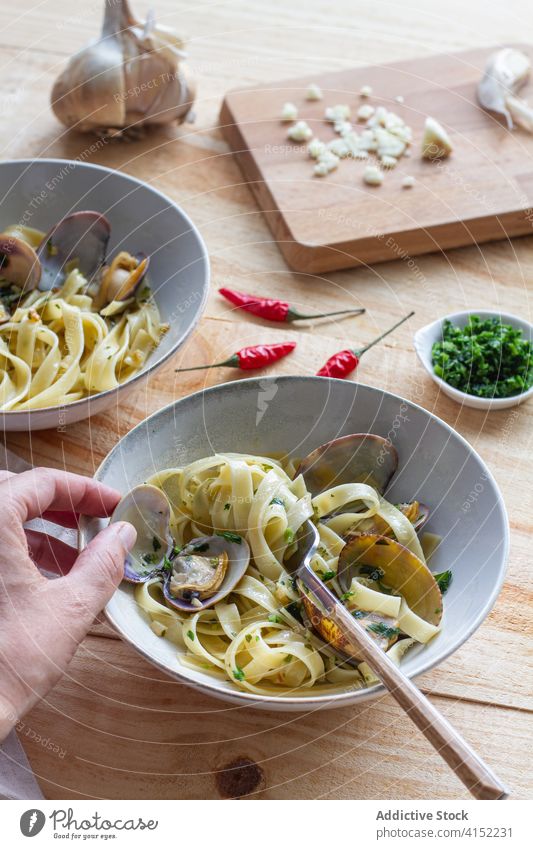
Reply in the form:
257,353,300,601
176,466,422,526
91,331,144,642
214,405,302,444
175,355,239,372
288,307,365,321
355,311,415,356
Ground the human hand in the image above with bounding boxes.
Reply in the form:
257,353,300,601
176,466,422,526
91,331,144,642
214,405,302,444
0,467,136,741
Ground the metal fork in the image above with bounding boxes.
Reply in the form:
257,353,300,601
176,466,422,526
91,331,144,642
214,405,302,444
284,520,509,800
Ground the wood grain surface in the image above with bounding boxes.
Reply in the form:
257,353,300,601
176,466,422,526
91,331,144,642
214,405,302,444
1,0,532,800
221,45,533,272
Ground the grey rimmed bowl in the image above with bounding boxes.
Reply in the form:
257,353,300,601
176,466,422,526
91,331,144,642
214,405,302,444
80,377,509,712
0,159,209,431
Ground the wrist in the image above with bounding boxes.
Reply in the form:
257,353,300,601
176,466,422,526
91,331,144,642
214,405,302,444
0,693,19,743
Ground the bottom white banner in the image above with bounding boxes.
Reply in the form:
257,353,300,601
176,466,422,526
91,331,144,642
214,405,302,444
2,799,530,848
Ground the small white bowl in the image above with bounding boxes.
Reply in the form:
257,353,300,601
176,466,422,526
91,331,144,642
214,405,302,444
0,159,209,431
414,310,533,411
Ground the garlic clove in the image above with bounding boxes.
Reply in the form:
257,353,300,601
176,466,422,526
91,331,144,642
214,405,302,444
477,47,531,130
51,0,195,136
421,117,453,160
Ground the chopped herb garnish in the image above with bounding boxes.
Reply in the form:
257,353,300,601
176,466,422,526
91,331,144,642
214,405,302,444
434,569,453,594
161,556,172,573
319,570,336,581
233,666,245,681
186,630,195,641
284,654,293,663
284,528,295,544
224,503,231,510
173,545,182,556
270,496,285,506
432,316,533,399
268,613,282,624
352,609,366,619
341,591,354,600
217,531,242,544
368,622,400,639
193,542,209,553
152,536,162,552
245,634,252,643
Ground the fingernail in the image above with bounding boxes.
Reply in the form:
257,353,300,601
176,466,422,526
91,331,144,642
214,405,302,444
114,521,137,549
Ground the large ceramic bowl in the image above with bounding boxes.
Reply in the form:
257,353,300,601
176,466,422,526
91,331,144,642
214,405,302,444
80,377,509,711
0,159,209,431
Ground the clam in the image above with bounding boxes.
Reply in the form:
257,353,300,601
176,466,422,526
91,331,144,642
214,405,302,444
96,251,149,309
0,233,42,292
337,533,442,621
162,534,250,613
301,533,442,664
297,433,398,497
37,211,111,290
110,484,173,582
111,484,250,611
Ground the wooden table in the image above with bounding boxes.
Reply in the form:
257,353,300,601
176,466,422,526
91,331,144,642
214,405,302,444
2,0,532,800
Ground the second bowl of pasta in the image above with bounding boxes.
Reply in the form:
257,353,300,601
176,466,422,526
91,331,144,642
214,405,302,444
81,376,509,711
0,159,209,430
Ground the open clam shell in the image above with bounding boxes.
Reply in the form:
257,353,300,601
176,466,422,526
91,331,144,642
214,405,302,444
37,210,111,289
110,484,173,583
337,533,442,623
297,433,398,497
0,233,42,292
98,251,149,305
162,534,250,613
302,532,441,664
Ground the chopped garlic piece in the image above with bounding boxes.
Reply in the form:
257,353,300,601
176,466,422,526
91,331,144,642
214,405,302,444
360,85,372,97
421,116,453,159
281,101,298,121
380,155,397,168
314,151,339,176
325,104,351,123
287,120,313,141
307,138,327,159
402,175,415,188
334,119,353,135
306,83,323,101
374,127,406,158
357,129,378,151
328,138,351,158
357,104,375,121
363,165,384,186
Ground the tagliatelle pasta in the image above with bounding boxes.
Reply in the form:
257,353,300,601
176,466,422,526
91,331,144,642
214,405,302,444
0,225,166,411
133,452,445,696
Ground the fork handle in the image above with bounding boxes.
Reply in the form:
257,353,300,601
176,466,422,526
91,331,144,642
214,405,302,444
299,566,510,800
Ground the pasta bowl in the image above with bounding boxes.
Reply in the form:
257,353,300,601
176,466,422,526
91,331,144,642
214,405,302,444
0,158,209,431
80,376,509,711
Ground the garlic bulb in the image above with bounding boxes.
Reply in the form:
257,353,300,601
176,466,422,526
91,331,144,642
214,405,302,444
51,0,195,135
477,48,532,131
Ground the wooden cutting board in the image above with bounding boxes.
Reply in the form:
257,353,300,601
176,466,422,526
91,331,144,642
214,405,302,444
220,45,533,273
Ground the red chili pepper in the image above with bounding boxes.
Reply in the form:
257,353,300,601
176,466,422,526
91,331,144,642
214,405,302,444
175,341,297,372
219,287,365,323
317,312,415,378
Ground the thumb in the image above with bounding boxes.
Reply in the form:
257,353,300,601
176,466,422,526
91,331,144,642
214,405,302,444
58,522,137,627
